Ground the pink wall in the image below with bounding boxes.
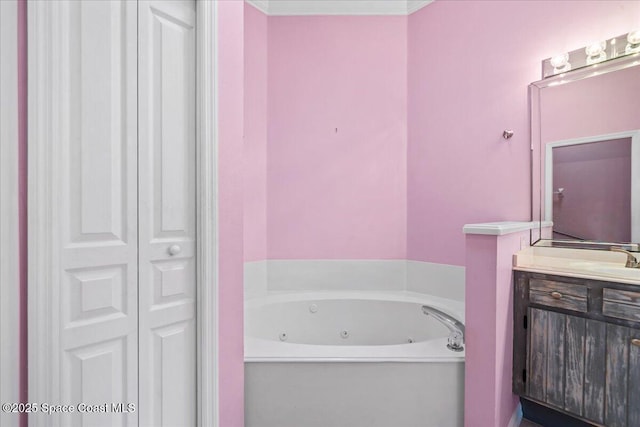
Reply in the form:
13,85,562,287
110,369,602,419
464,235,499,427
243,5,268,262
407,0,640,266
218,2,245,426
266,16,407,259
465,230,527,427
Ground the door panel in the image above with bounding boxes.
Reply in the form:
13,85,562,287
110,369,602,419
58,1,139,426
63,265,129,330
147,2,196,241
138,1,197,425
153,321,196,426
65,338,128,427
151,258,196,307
66,1,134,245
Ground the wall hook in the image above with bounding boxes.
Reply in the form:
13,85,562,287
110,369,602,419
503,130,514,140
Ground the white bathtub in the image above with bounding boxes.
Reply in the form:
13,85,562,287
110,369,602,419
244,291,465,427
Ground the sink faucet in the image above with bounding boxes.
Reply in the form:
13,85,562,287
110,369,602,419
610,247,640,268
422,305,465,352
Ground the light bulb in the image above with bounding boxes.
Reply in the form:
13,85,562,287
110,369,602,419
549,53,571,74
626,30,640,54
586,41,606,56
628,30,640,45
586,41,607,64
550,53,568,68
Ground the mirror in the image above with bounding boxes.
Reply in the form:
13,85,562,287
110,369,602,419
531,54,640,249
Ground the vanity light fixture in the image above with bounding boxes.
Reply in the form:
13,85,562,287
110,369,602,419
542,30,640,78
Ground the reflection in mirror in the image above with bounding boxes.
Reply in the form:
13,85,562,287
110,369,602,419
531,54,640,249
545,132,638,243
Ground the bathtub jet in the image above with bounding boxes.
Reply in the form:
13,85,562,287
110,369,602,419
421,305,465,352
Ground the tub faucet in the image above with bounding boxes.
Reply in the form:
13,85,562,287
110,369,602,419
610,247,640,268
421,305,465,352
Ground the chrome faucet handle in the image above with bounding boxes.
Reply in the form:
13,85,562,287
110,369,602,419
447,330,464,352
422,305,465,352
610,247,640,268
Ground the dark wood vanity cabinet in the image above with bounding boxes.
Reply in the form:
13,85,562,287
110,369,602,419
513,271,640,427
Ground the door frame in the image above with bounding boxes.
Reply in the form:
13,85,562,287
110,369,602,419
27,1,219,425
544,129,640,243
1,1,21,426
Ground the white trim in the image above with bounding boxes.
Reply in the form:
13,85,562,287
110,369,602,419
196,0,219,425
28,1,60,423
28,1,219,424
544,130,640,242
406,0,433,14
0,1,20,426
245,0,269,15
245,0,433,16
463,221,549,236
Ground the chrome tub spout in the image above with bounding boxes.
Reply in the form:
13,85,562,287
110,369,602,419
422,305,465,352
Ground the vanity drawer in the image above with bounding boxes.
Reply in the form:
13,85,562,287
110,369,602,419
602,288,640,322
529,279,587,312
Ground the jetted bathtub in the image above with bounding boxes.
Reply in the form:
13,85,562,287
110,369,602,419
244,291,465,427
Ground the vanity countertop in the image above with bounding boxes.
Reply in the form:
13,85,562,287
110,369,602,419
513,246,640,285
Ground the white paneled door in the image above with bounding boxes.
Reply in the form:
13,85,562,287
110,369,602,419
138,1,197,426
28,1,197,425
58,2,139,426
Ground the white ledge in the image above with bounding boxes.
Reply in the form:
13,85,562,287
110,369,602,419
245,0,433,16
463,221,552,236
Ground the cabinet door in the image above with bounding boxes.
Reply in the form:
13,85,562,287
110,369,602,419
527,308,640,426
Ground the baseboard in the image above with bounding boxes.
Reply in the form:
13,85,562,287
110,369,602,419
521,398,596,427
508,403,523,427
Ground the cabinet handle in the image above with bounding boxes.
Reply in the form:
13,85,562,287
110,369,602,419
632,339,640,347
550,291,562,299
